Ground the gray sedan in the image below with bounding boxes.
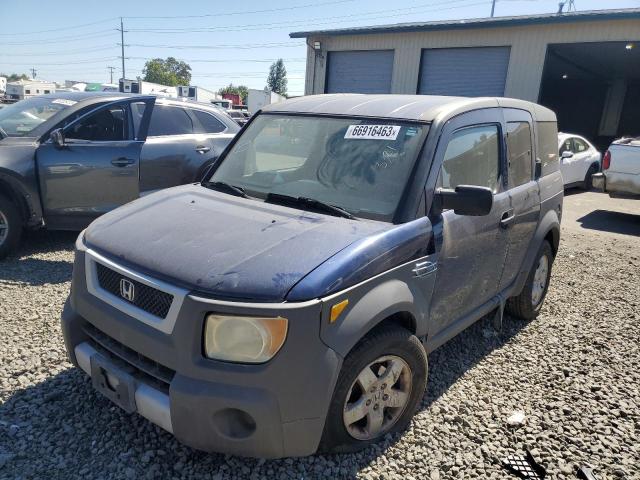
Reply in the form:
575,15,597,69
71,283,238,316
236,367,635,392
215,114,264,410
0,92,239,258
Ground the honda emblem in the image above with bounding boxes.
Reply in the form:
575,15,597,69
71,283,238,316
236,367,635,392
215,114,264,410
119,278,135,302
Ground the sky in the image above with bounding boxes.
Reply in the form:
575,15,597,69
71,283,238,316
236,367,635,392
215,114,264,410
1,0,639,96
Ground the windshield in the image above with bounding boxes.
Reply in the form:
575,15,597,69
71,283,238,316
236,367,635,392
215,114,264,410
0,97,74,137
209,114,428,221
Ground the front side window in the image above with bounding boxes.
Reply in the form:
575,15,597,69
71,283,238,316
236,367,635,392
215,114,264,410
65,105,127,142
147,105,193,136
192,109,226,134
506,121,533,187
210,114,428,221
559,138,573,154
439,125,501,193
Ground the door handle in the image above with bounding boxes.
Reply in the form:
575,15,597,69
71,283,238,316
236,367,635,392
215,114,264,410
111,157,135,167
500,209,515,229
195,145,211,154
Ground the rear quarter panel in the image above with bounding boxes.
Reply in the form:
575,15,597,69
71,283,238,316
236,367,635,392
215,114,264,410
606,144,640,195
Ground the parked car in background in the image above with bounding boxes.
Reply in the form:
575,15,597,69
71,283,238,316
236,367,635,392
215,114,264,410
62,94,562,458
0,92,239,258
592,137,640,198
558,133,601,189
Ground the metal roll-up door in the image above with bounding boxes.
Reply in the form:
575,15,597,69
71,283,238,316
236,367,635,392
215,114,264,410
326,50,394,94
418,47,510,97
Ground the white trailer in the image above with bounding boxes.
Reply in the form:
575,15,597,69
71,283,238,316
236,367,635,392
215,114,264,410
119,78,176,97
176,85,218,103
247,88,286,114
5,80,56,101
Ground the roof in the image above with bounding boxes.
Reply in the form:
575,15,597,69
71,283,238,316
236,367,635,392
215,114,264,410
290,8,640,38
262,94,556,122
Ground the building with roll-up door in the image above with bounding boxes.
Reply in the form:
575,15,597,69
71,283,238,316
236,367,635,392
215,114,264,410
291,8,640,150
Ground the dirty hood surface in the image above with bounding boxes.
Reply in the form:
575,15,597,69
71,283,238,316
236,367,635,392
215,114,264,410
84,184,389,301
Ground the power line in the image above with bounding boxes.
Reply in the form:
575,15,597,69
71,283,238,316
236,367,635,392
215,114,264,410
124,0,357,19
127,42,306,50
127,56,306,63
2,30,116,46
0,17,117,36
126,0,489,34
0,45,115,57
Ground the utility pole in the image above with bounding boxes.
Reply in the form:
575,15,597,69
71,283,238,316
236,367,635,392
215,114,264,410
490,0,496,17
30,68,37,79
119,17,126,81
108,66,115,84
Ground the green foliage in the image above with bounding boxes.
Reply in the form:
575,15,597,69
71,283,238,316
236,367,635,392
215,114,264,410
266,59,287,96
142,57,192,86
1,73,29,82
218,84,249,103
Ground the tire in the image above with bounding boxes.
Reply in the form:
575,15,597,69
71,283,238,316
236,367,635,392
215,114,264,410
506,240,553,320
318,324,427,454
0,195,22,260
582,163,598,190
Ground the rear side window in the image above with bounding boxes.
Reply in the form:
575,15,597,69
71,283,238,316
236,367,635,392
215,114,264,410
191,109,226,134
439,124,501,193
506,122,533,187
537,122,559,176
559,138,573,154
147,105,193,136
573,138,588,152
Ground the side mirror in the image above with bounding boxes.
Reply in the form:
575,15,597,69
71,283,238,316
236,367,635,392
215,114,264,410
435,185,493,216
561,150,574,159
50,128,65,148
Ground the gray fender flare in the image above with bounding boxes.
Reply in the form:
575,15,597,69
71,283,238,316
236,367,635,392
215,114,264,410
513,208,560,296
320,277,429,359
0,170,42,225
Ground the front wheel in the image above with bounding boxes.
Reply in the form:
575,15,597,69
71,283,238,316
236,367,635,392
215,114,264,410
506,240,554,320
0,195,22,260
319,325,427,454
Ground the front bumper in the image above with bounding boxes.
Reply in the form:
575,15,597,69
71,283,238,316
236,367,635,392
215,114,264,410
62,248,342,458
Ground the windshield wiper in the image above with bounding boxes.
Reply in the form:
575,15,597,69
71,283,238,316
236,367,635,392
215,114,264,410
202,181,248,198
266,193,356,220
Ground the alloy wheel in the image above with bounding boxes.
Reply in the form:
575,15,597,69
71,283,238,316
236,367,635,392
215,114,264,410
0,210,9,247
343,355,412,441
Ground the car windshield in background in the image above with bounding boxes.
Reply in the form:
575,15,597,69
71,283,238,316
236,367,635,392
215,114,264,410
0,97,74,137
209,114,428,221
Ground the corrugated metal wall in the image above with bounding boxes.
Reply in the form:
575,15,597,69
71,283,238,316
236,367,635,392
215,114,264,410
304,19,640,101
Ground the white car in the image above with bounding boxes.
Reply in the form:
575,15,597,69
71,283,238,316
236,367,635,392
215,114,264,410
592,137,640,198
558,133,601,189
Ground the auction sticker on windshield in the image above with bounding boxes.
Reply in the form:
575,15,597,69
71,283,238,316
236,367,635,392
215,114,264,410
345,124,401,140
51,99,77,106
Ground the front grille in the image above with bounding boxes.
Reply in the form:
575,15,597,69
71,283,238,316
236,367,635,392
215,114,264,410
83,323,175,391
96,263,173,319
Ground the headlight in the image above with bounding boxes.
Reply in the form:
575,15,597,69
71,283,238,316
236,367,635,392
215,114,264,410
204,314,288,363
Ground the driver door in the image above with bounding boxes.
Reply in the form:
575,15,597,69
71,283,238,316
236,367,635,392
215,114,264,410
36,97,154,229
427,109,511,337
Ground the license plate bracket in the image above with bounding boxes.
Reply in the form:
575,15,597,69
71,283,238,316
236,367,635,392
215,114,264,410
90,353,137,413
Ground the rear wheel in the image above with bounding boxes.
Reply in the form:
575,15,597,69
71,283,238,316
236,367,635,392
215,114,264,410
319,325,427,454
0,195,22,260
506,240,553,320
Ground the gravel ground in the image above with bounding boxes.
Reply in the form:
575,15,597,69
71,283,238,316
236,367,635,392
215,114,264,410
1,192,639,480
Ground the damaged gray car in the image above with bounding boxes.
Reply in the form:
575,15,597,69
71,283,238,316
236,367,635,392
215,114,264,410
62,94,563,458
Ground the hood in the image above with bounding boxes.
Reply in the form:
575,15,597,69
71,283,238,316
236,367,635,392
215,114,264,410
84,184,389,302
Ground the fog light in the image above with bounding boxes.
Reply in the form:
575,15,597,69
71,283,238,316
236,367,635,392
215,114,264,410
204,314,288,363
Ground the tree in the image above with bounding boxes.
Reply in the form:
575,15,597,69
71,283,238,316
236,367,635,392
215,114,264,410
218,84,249,104
1,73,29,82
266,59,287,96
142,57,191,86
